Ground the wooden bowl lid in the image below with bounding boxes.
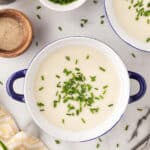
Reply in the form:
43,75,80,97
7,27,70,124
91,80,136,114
0,9,33,58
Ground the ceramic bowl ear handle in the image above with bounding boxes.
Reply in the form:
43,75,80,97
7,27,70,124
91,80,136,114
128,71,146,104
6,69,27,103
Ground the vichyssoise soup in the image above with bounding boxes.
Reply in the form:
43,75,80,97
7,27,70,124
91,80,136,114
34,45,121,131
113,0,150,43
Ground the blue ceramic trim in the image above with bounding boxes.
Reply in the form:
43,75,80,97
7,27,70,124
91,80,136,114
6,69,27,103
128,71,146,103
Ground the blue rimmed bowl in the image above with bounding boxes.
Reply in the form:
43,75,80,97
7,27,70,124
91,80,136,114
6,37,146,142
105,0,150,52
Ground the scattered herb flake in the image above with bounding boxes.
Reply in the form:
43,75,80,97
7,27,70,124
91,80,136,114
90,76,96,82
131,53,136,58
41,75,45,81
58,26,63,31
99,66,106,72
56,75,60,79
37,102,44,107
116,143,119,148
137,108,143,112
146,37,150,42
36,14,41,20
36,5,42,9
81,118,86,124
86,54,90,60
55,140,61,144
98,138,102,142
65,56,70,61
36,41,38,46
96,143,100,148
0,81,3,85
125,125,129,131
0,140,8,150
62,119,65,124
38,87,44,91
75,59,78,65
108,104,114,107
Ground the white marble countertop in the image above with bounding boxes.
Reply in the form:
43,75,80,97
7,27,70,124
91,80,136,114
0,0,150,149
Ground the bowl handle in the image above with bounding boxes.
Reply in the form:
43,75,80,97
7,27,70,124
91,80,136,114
128,71,146,104
6,69,27,103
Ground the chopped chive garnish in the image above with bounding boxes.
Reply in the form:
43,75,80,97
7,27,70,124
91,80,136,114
36,41,38,46
56,75,60,79
108,104,114,107
62,119,65,124
131,53,136,58
75,59,78,64
58,26,63,31
81,118,86,124
125,125,129,131
146,37,150,42
0,140,8,150
40,109,45,111
36,5,41,9
0,81,3,85
38,87,44,91
80,19,88,27
100,20,104,24
101,15,105,18
137,108,143,111
98,138,102,142
86,54,90,60
103,85,108,89
37,102,44,107
99,66,106,72
116,143,119,148
90,76,96,82
55,140,61,144
96,143,100,148
36,14,41,19
41,75,45,81
65,56,70,61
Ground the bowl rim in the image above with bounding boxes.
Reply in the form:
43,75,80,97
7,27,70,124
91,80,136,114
24,36,130,142
40,0,87,12
104,0,150,53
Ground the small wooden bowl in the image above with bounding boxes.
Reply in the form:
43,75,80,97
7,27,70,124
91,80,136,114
0,9,33,58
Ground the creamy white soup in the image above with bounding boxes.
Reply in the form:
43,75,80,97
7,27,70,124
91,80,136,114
34,45,121,131
113,0,150,43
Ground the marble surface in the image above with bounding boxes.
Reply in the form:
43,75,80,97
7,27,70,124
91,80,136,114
0,0,150,149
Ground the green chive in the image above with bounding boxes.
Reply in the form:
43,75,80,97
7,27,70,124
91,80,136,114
0,81,3,85
146,37,150,42
36,14,41,19
41,75,45,81
98,138,102,142
36,5,42,9
75,59,78,64
62,119,65,124
81,118,86,124
90,76,96,82
38,87,44,91
0,141,8,150
108,104,114,107
58,26,63,31
55,140,61,144
131,53,136,58
116,143,119,148
56,75,60,79
99,66,106,72
86,54,90,60
37,102,44,107
137,108,143,112
125,125,129,131
96,143,100,148
65,56,70,61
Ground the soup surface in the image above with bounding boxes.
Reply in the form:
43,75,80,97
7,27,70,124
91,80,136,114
113,0,150,43
34,45,121,131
